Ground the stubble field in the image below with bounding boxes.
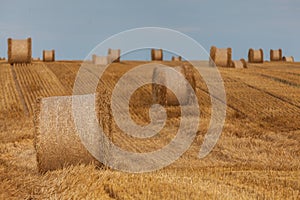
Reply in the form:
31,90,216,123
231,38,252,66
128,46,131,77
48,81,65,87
0,60,299,199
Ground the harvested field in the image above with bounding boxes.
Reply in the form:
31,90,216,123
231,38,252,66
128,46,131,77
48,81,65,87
0,60,299,199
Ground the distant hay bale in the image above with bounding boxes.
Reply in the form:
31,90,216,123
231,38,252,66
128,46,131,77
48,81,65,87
34,93,112,173
151,49,163,61
171,56,182,61
248,48,264,63
152,65,196,106
270,49,282,61
107,48,121,62
43,50,55,62
231,59,247,68
283,56,294,62
92,54,109,65
8,38,32,64
32,57,40,61
209,46,232,67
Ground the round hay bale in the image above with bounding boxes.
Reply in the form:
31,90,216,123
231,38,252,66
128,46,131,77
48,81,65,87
283,56,294,62
151,49,163,61
240,58,247,68
152,65,196,106
92,54,109,65
248,48,264,63
32,57,40,61
270,49,282,61
171,56,182,61
209,46,232,67
34,93,112,173
107,48,121,62
8,38,32,64
43,50,55,62
231,59,247,68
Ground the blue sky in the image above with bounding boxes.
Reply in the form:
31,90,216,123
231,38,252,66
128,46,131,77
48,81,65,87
0,0,299,60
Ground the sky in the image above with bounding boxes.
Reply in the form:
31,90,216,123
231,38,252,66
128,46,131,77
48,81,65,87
0,0,299,60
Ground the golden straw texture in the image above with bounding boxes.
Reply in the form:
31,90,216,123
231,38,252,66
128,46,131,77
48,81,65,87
151,49,163,61
43,50,55,62
8,38,32,64
270,49,282,61
209,46,232,67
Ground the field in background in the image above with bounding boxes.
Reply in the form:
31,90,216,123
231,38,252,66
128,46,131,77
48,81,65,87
0,60,299,199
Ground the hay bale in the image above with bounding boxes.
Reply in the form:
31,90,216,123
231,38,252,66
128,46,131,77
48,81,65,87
152,65,196,106
270,49,282,61
209,46,232,67
32,57,40,61
92,54,109,65
43,50,55,62
283,56,294,62
107,48,121,62
8,38,32,64
171,56,182,61
231,59,247,68
151,49,163,61
34,93,112,173
248,48,264,63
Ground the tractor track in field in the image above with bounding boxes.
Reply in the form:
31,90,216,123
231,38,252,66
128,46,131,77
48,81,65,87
196,87,247,118
235,77,300,110
10,64,29,116
221,71,300,110
259,74,300,88
286,71,300,77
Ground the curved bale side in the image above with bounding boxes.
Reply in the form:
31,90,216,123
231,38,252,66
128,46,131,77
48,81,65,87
171,56,182,61
283,56,294,62
8,38,32,64
209,46,232,67
151,49,163,61
248,48,264,63
43,50,55,62
270,49,282,61
231,59,247,68
152,64,196,106
34,92,112,173
92,54,109,65
107,48,121,62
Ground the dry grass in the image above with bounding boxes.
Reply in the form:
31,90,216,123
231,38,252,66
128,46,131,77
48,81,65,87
0,60,299,199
